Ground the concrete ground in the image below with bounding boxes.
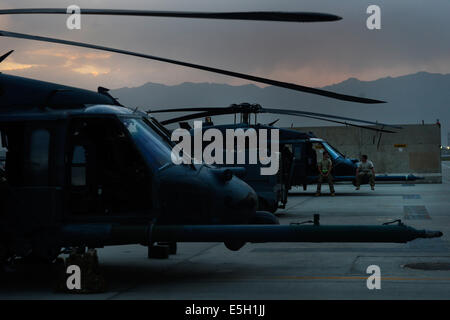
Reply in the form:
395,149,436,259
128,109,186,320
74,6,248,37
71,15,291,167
1,162,449,300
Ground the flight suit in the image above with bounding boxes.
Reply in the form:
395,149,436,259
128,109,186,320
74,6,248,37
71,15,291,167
316,158,335,194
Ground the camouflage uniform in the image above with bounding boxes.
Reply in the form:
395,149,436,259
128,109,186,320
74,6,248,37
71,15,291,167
316,158,335,193
356,160,375,187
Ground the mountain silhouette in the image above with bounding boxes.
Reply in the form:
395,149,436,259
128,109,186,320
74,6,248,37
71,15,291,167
111,72,450,144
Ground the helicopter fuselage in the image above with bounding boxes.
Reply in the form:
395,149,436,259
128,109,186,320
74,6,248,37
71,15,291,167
178,122,360,212
0,102,260,260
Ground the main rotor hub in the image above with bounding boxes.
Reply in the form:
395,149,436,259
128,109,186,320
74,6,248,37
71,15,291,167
230,103,263,114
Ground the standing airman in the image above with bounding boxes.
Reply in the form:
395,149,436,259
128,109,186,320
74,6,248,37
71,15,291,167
315,151,335,196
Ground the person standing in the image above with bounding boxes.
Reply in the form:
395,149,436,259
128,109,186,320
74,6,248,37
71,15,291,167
355,154,375,190
315,151,335,196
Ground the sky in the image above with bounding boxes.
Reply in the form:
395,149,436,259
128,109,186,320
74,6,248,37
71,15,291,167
0,0,450,91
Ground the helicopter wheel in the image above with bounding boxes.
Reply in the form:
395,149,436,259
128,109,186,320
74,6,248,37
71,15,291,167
225,211,280,251
147,243,170,259
224,241,246,251
224,211,280,251
157,242,177,255
54,248,107,293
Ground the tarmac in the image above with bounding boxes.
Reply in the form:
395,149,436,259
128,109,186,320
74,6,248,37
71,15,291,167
1,162,449,300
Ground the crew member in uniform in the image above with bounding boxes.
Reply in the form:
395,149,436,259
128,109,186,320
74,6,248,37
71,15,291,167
315,151,335,196
355,154,375,190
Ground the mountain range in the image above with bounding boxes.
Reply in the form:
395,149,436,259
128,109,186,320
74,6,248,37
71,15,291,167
110,72,450,144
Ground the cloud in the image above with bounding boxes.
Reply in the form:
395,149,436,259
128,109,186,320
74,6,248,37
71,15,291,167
27,48,111,67
0,0,449,90
72,64,110,76
20,48,113,76
29,49,111,61
0,59,42,71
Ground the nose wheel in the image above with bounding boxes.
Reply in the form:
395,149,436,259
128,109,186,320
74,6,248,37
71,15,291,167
147,242,177,259
225,211,279,251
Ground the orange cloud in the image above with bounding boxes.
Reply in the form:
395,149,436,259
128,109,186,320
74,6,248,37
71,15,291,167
24,48,112,76
72,65,110,77
0,60,42,71
28,49,112,67
29,48,111,60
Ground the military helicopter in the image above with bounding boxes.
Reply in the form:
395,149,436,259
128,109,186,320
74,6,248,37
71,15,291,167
0,8,442,269
147,103,406,212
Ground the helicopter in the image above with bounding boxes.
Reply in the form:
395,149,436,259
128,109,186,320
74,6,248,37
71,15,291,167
0,8,442,270
147,103,413,212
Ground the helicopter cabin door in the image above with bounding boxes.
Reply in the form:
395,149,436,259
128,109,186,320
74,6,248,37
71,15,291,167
65,116,153,221
291,142,307,185
0,122,62,233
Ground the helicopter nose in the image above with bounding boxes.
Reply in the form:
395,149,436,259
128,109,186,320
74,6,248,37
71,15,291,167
224,190,258,212
220,177,258,224
156,164,258,225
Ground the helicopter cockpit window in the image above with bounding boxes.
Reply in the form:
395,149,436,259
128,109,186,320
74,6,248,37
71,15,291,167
321,142,344,159
121,117,175,170
71,145,87,186
24,129,50,186
293,145,302,160
310,141,344,161
67,117,153,216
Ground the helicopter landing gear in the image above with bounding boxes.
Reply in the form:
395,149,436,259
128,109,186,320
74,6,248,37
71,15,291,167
55,247,107,293
224,240,246,251
159,242,177,255
147,242,177,259
225,211,279,252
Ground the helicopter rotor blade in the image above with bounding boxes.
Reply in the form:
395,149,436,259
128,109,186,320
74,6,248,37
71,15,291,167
0,50,13,64
290,114,396,133
149,107,227,114
261,107,402,129
159,108,396,133
0,8,342,23
151,104,250,124
0,30,385,104
160,110,233,125
149,104,400,129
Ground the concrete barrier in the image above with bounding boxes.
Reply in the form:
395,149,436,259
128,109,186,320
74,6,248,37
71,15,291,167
289,124,442,183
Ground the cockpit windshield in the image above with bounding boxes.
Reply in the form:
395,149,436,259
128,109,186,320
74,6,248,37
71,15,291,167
121,117,178,170
322,142,344,159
